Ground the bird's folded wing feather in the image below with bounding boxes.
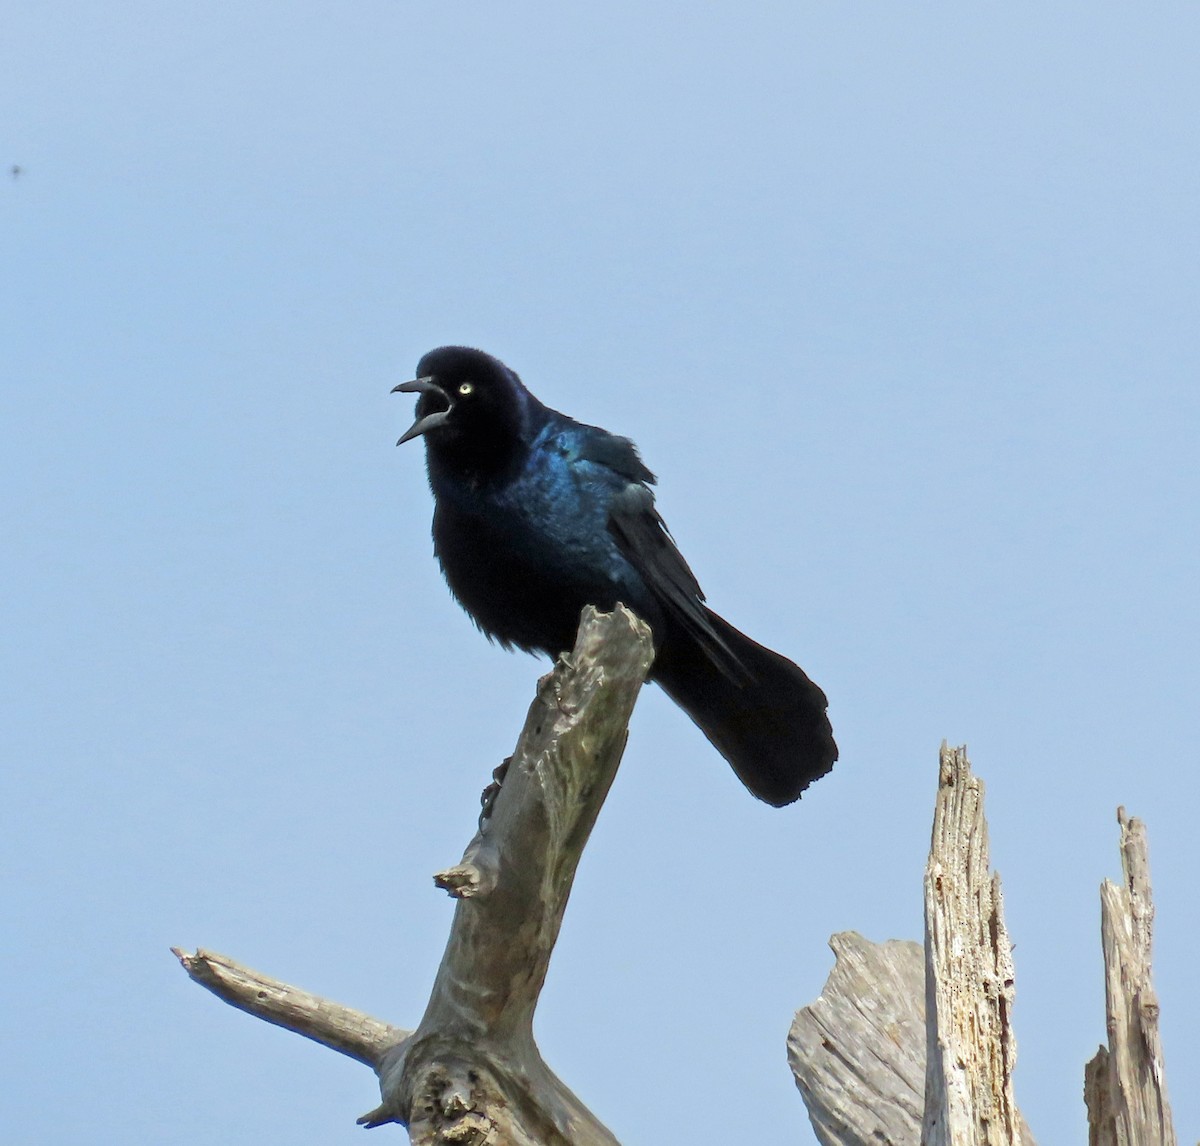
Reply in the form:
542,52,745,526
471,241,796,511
575,432,748,683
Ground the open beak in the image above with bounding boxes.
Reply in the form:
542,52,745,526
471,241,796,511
392,376,452,445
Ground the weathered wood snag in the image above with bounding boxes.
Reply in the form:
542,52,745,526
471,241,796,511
177,655,1187,1146
171,946,409,1064
1083,809,1177,1146
791,744,1035,1146
788,932,926,1144
923,744,1031,1146
175,604,654,1144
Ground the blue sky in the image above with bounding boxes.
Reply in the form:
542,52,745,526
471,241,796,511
3,4,1197,1143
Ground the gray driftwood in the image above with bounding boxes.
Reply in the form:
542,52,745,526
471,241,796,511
788,932,926,1144
171,946,410,1064
176,604,654,1144
1083,809,1177,1146
790,745,1035,1146
923,744,1031,1146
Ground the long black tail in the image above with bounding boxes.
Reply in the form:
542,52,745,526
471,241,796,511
651,609,837,806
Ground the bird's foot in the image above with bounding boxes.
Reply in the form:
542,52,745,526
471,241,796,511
478,756,512,830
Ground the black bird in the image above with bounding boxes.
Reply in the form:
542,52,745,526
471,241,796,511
394,346,836,806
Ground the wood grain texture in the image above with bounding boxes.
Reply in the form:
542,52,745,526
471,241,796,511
923,743,1031,1146
790,745,1035,1146
1083,808,1177,1146
789,932,926,1145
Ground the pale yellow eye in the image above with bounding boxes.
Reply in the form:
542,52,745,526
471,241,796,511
458,382,474,396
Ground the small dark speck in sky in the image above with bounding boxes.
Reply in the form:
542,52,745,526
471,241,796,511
10,165,22,179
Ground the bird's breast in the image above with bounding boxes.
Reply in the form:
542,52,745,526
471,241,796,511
427,454,658,655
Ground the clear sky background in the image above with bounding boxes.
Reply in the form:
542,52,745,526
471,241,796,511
3,4,1197,1143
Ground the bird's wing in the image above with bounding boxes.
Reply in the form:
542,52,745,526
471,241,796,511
569,427,657,486
606,484,748,682
574,431,748,683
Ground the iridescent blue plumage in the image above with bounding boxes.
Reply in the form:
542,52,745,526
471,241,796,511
396,346,836,805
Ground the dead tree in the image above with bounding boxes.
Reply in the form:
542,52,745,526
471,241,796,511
790,745,1034,1146
176,604,654,1144
1083,809,1177,1146
176,631,1184,1143
789,747,1181,1146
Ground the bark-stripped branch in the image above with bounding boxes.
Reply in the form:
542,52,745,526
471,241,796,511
172,947,408,1066
790,745,1035,1146
922,744,1029,1146
175,604,654,1144
1083,808,1177,1146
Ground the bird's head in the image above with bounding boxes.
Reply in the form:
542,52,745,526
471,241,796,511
393,346,532,470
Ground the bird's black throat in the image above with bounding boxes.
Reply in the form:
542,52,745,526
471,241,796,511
422,397,533,488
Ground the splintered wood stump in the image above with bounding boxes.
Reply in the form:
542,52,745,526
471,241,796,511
788,932,927,1144
1083,809,1177,1146
175,605,654,1145
923,744,1031,1146
790,745,1034,1146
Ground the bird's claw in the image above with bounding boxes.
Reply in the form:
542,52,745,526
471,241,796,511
478,756,512,830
